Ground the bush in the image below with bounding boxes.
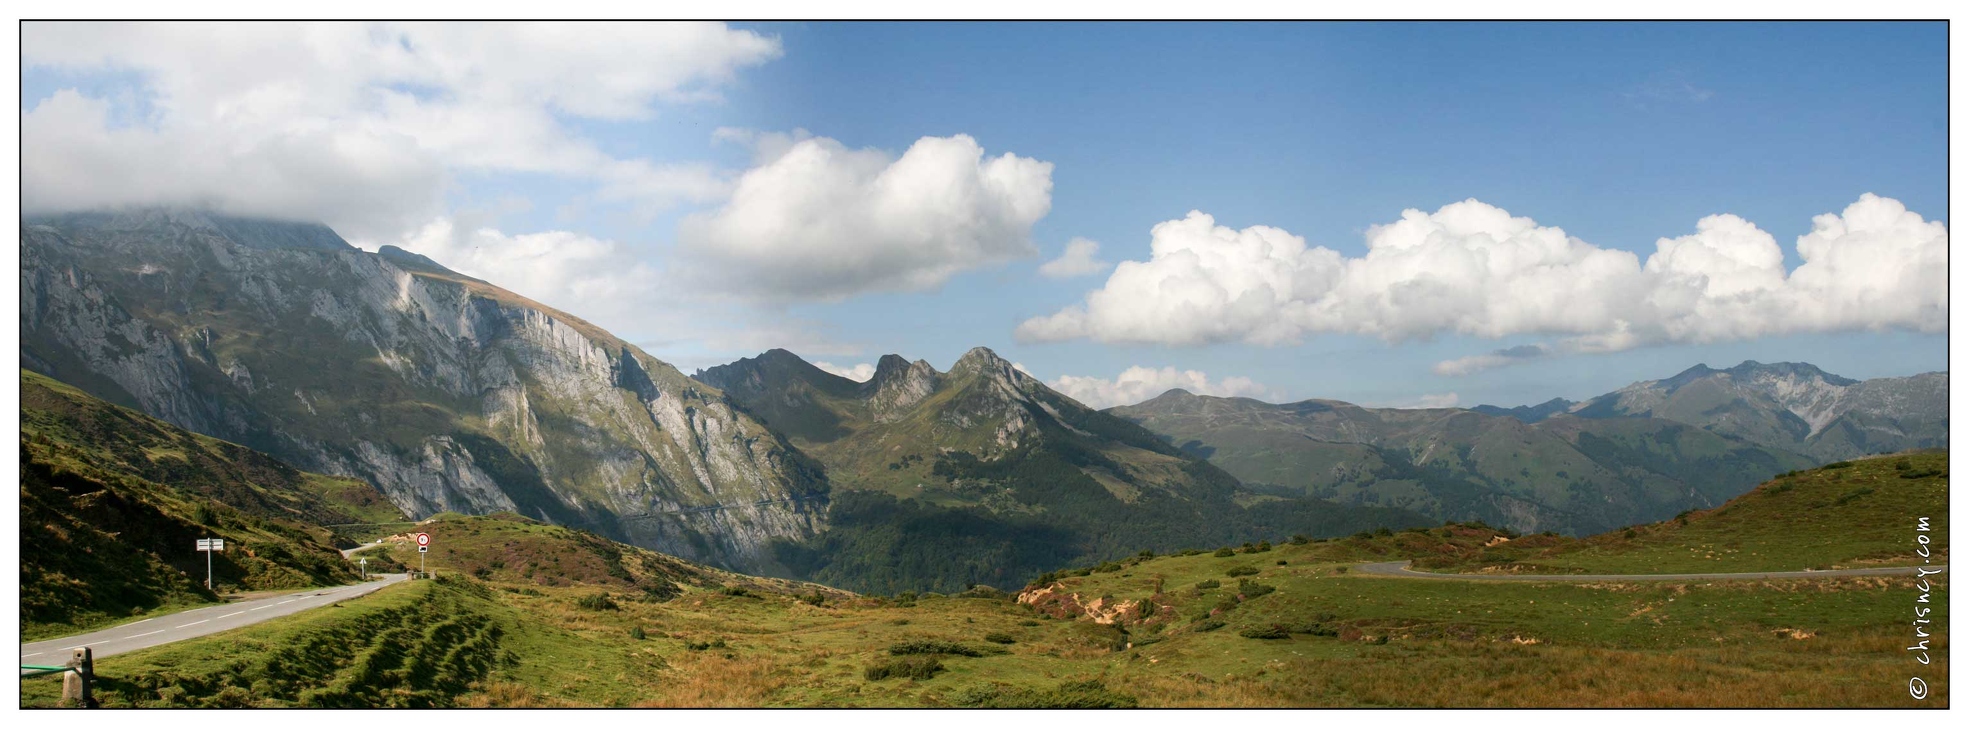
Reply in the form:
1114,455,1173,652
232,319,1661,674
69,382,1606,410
949,679,1137,708
1018,619,1040,627
1137,549,1155,558
1334,566,1348,574
799,592,825,607
984,632,1016,644
720,585,755,598
1290,534,1310,545
864,655,944,681
888,640,983,657
1833,487,1877,506
1214,547,1236,558
1276,560,1288,566
1375,527,1393,537
1194,579,1220,590
1225,565,1259,577
684,637,729,651
629,626,646,640
1193,619,1227,632
1092,561,1122,573
576,593,618,611
1237,580,1275,599
1820,461,1855,470
1256,540,1272,552
1240,625,1290,640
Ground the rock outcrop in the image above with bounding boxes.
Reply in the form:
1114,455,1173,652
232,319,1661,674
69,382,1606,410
20,209,828,572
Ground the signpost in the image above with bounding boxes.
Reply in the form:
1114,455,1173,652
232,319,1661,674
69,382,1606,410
415,533,431,576
195,538,225,590
359,556,367,580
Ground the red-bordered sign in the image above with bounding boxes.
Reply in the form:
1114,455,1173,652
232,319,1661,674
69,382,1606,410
415,532,431,547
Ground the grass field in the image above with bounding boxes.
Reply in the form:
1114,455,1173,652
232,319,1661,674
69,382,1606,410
26,500,1948,707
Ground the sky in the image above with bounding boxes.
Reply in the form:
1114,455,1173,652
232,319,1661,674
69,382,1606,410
19,21,1949,410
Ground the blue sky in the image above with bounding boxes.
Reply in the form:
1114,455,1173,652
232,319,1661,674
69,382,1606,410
21,21,1949,409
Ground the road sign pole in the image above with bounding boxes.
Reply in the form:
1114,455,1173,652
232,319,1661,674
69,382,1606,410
205,545,212,591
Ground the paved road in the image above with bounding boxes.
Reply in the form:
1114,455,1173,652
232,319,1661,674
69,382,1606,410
1358,561,1949,582
20,574,408,668
340,541,389,559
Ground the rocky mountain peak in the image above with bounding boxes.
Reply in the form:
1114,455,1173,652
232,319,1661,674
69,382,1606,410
866,354,940,420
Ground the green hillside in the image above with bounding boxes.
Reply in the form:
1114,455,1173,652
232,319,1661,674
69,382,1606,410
20,370,404,638
30,517,1943,707
1416,450,1949,574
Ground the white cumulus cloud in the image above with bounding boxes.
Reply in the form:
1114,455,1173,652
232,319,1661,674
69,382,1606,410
1020,195,1946,374
1047,366,1271,410
814,361,877,382
21,21,780,238
1038,237,1112,278
678,133,1054,301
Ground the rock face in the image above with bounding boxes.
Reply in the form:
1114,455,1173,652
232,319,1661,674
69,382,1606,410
1567,361,1948,462
19,209,827,572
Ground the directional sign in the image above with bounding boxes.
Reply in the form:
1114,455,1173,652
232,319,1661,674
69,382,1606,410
415,533,431,547
418,546,429,553
196,538,225,552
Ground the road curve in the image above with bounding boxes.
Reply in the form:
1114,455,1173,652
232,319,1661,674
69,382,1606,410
1358,561,1948,582
20,574,408,669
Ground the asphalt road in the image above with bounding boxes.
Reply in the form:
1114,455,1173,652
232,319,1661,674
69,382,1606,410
1358,561,1949,582
340,541,388,559
20,573,408,669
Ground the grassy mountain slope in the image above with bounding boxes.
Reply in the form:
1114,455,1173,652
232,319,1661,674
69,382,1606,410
21,371,399,638
1417,450,1949,574
1112,389,1813,536
32,517,1942,707
697,348,1427,593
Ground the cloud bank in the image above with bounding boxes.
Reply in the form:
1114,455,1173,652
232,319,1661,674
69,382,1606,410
678,133,1054,301
21,21,780,238
1047,366,1270,410
1018,195,1946,374
814,361,877,382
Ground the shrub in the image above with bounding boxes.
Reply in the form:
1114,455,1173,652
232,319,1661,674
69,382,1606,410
1820,461,1855,470
1214,547,1236,558
888,640,983,657
1290,534,1310,545
799,592,825,607
1018,619,1040,627
1226,565,1259,577
1375,527,1393,537
1334,566,1349,574
1092,561,1122,573
576,593,619,611
864,655,944,681
1276,560,1288,566
1351,531,1373,541
1137,549,1155,558
1237,580,1275,599
1194,579,1221,590
984,632,1016,644
1194,619,1227,632
629,626,646,640
949,679,1138,708
1833,487,1877,506
684,638,728,651
1240,625,1290,640
1257,540,1272,552
720,585,754,598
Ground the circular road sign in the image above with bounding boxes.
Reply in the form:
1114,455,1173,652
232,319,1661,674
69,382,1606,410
415,532,431,547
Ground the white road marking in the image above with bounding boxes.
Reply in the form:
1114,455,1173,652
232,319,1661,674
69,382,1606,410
219,611,246,619
123,630,165,640
277,599,298,605
129,618,153,625
249,605,273,611
175,620,209,629
20,652,41,658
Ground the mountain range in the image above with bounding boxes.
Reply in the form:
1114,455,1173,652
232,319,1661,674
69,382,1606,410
18,208,1947,592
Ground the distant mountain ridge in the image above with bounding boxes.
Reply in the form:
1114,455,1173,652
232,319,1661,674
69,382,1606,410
1476,361,1946,462
1111,388,1814,536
